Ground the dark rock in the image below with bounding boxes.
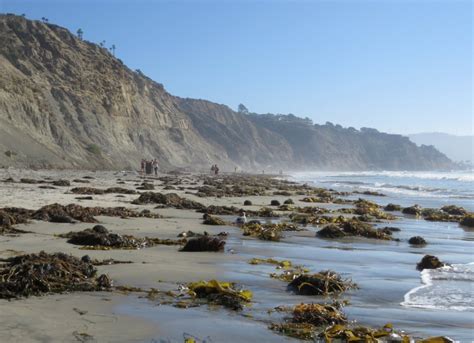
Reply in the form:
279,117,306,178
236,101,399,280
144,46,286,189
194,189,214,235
243,200,252,206
180,236,226,252
409,236,427,245
75,196,93,200
81,255,92,263
270,200,281,206
416,255,445,271
92,225,108,234
283,199,294,205
460,215,474,228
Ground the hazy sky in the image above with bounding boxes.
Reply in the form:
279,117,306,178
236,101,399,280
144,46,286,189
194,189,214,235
2,0,472,135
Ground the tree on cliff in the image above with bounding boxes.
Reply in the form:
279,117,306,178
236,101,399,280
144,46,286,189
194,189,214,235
77,28,83,40
238,104,249,114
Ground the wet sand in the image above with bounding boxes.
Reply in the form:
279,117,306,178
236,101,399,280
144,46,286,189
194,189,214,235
0,169,472,342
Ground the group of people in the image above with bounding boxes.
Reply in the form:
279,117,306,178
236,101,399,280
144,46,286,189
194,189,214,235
140,159,159,176
210,164,220,175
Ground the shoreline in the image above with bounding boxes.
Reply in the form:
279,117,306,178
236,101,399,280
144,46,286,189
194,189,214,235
0,169,472,342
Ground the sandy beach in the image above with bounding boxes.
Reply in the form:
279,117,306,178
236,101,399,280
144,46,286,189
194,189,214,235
0,168,472,342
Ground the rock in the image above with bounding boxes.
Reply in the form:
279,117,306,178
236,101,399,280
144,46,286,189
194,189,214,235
81,255,92,263
416,255,445,271
408,236,427,245
180,236,226,252
460,214,474,228
270,200,281,206
243,200,252,206
283,198,294,205
75,196,93,200
402,205,422,216
316,225,345,238
384,203,401,211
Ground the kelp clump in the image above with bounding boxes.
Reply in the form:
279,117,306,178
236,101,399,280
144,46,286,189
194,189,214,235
0,207,32,234
288,270,356,296
248,258,292,269
316,225,345,239
320,323,411,342
132,192,205,210
384,203,401,211
180,236,226,252
0,251,112,299
59,225,185,249
402,205,422,216
70,187,136,195
32,203,161,223
202,214,226,225
187,280,252,310
440,205,467,216
353,198,395,220
317,220,393,240
292,303,347,326
270,302,347,340
242,223,282,241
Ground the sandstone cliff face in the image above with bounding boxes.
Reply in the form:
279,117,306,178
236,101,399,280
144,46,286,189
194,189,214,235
0,15,454,171
0,15,227,170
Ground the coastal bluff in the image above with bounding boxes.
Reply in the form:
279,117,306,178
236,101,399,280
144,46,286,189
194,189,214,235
0,14,453,171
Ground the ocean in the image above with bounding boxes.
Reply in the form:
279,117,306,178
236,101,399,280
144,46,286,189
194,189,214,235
286,170,473,340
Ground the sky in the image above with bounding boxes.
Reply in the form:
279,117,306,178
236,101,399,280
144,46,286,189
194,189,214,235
1,0,472,135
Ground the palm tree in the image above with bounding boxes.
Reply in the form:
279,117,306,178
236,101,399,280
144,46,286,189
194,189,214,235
110,44,116,56
77,28,83,40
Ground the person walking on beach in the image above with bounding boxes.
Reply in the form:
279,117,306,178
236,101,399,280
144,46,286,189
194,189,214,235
210,165,215,175
214,164,219,175
152,159,158,176
140,159,145,174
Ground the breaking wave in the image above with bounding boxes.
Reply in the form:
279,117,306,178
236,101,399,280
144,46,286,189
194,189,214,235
401,263,474,312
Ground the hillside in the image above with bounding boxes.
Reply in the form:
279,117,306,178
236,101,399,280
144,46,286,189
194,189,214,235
0,14,454,171
408,132,473,164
